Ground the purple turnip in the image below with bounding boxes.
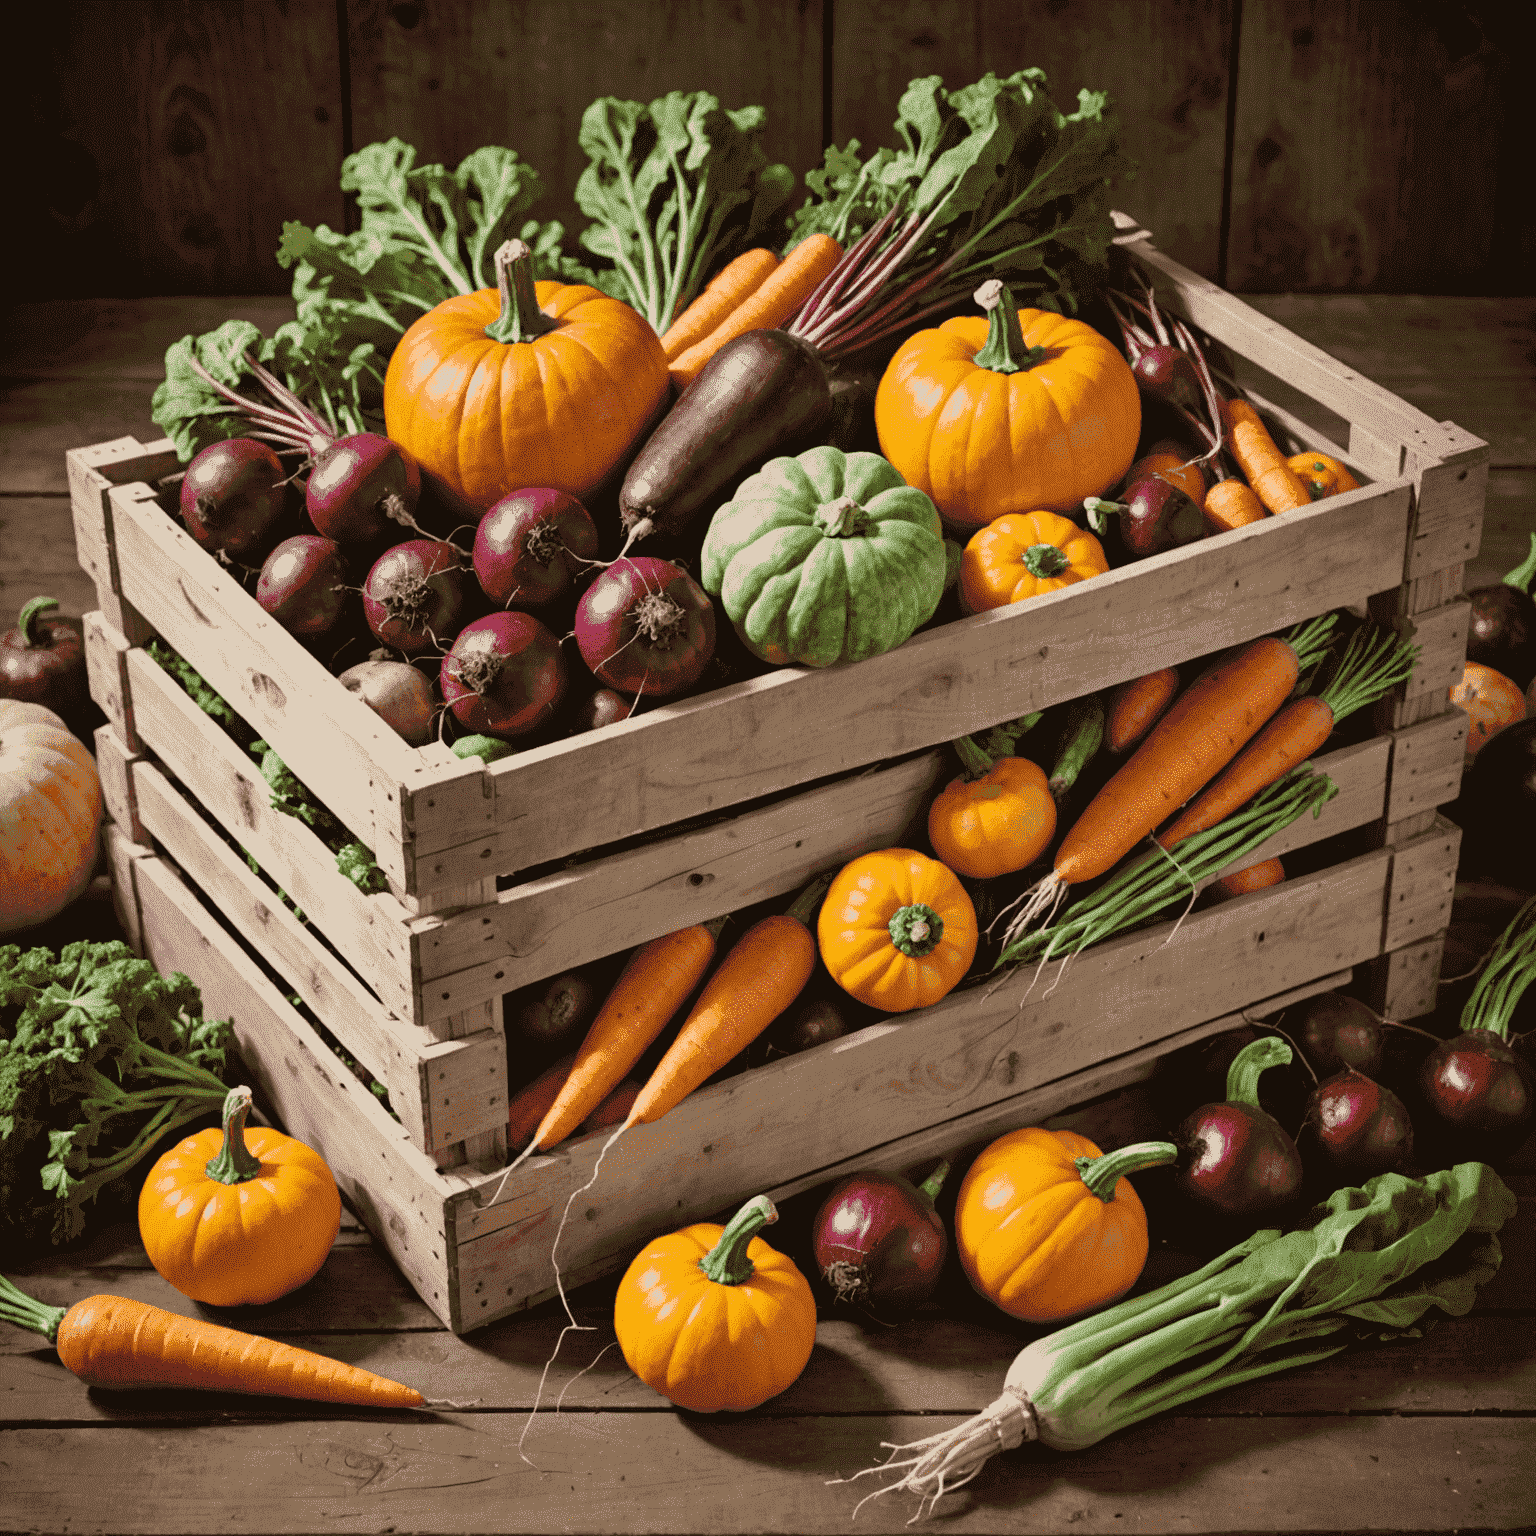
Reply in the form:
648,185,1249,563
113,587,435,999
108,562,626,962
1131,345,1203,413
179,438,291,566
440,612,568,740
1304,1068,1414,1178
1084,477,1206,560
363,539,469,655
812,1160,950,1319
1174,1036,1304,1216
575,557,715,699
338,653,436,746
255,535,348,639
474,488,600,608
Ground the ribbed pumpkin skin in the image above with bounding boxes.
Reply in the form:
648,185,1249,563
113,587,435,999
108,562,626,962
383,279,668,509
613,1221,816,1413
928,757,1056,879
960,511,1110,614
0,700,102,934
955,1127,1150,1324
817,848,977,1013
875,308,1140,529
701,446,946,668
138,1124,342,1307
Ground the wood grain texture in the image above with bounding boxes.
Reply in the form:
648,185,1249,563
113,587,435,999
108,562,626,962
1227,1,1513,293
345,0,824,247
34,2,345,296
826,0,1231,279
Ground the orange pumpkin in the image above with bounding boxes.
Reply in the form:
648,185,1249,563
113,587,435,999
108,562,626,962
0,699,102,934
954,1127,1177,1324
138,1085,342,1307
874,279,1140,531
959,511,1109,614
384,238,668,510
928,745,1056,880
1286,451,1360,501
1450,661,1527,763
817,848,977,1013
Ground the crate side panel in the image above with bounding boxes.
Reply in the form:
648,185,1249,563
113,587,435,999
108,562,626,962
1386,712,1468,826
450,852,1390,1320
129,853,458,1327
83,610,139,752
442,487,1412,881
1383,816,1462,954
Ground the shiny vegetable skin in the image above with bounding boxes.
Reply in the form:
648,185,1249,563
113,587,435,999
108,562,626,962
620,329,833,543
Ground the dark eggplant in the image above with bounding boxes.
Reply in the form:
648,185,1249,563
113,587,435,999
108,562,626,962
1084,477,1206,560
0,597,89,721
619,329,833,545
1465,533,1536,690
1304,1068,1414,1178
1447,717,1536,882
1173,1036,1304,1215
812,1160,949,1318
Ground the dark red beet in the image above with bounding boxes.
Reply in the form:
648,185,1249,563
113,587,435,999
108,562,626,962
812,1162,949,1319
1304,1068,1414,1178
180,438,290,566
1418,1028,1534,1156
474,488,600,608
575,557,715,699
440,611,568,740
255,535,348,639
1132,345,1203,412
307,433,424,544
1465,535,1536,690
1293,992,1385,1078
1085,476,1206,560
363,539,469,655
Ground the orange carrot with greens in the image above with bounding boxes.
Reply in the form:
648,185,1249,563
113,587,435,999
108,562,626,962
1105,668,1181,754
1156,625,1418,850
669,234,843,388
0,1276,424,1405
626,876,832,1126
659,248,781,361
997,617,1338,939
1204,476,1269,533
526,918,726,1154
1224,399,1311,513
1210,857,1286,901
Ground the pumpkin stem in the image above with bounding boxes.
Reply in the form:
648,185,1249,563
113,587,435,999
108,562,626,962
1504,531,1536,596
1225,1036,1293,1108
203,1085,264,1186
484,239,559,346
889,902,944,957
1023,542,1071,579
814,494,874,538
16,596,61,649
918,1158,951,1204
953,734,997,779
700,1194,778,1286
785,872,835,927
972,279,1049,374
1074,1140,1179,1203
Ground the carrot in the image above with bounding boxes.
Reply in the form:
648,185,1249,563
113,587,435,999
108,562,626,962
580,1079,642,1135
1105,668,1180,754
0,1277,423,1406
1204,477,1268,533
668,233,843,388
507,1051,577,1148
658,248,781,361
526,919,724,1154
1155,624,1419,850
1210,857,1286,901
626,876,831,1127
1224,399,1312,514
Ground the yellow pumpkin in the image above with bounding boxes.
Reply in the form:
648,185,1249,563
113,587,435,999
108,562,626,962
0,699,102,934
613,1195,817,1413
817,848,977,1013
959,510,1109,614
928,749,1056,880
875,280,1140,531
955,1128,1177,1323
1286,450,1360,501
384,237,669,509
138,1085,341,1307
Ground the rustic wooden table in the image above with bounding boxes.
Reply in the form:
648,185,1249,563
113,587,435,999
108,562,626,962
2,295,1533,1534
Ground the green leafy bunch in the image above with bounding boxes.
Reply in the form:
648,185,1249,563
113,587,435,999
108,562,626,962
575,91,795,332
0,942,234,1245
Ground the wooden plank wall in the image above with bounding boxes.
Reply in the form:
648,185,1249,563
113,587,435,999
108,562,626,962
13,0,1528,299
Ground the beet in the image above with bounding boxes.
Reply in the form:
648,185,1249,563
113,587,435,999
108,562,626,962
1132,345,1204,413
179,438,291,566
1292,992,1385,1078
812,1161,949,1319
255,535,348,639
1304,1068,1414,1178
338,655,436,746
306,433,426,545
473,488,600,608
363,539,469,655
575,557,716,699
1418,1028,1534,1162
1084,476,1206,560
0,597,89,721
440,611,568,740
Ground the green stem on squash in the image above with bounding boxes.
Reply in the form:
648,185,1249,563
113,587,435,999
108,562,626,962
484,239,559,346
0,1275,67,1347
16,596,60,648
786,872,836,928
889,903,945,957
918,1159,951,1204
1225,1037,1292,1108
982,712,1043,761
1503,531,1536,596
203,1086,264,1186
699,1195,777,1286
815,495,874,538
1024,543,1071,579
972,279,1049,374
1075,1141,1179,1202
